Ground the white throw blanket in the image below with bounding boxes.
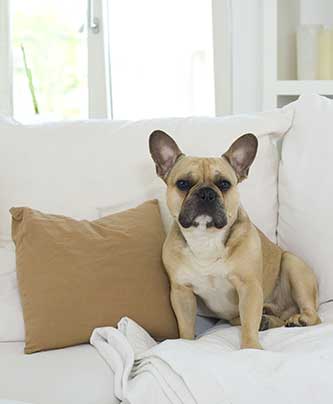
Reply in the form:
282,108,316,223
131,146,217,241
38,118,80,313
91,305,333,404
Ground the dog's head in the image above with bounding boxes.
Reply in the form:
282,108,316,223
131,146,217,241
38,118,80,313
149,130,257,230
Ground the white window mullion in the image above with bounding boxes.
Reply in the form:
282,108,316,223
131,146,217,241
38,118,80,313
87,0,112,119
0,0,13,116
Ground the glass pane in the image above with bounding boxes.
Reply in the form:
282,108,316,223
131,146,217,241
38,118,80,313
108,0,215,120
12,0,88,122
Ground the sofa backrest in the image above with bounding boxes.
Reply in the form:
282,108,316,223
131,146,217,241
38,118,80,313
0,111,292,244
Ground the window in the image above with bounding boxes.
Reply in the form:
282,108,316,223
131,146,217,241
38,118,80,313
10,0,215,122
108,0,215,119
12,0,88,122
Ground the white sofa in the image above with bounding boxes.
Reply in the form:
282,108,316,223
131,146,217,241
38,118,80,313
1,94,333,403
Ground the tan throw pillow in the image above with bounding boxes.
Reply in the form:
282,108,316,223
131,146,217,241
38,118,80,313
11,200,178,354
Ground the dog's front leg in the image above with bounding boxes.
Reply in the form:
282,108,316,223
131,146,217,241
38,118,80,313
170,283,197,340
229,275,263,349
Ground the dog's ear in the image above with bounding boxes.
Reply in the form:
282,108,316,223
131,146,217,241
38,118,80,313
223,134,258,182
149,130,183,180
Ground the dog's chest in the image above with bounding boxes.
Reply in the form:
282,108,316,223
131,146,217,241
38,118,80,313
175,228,239,320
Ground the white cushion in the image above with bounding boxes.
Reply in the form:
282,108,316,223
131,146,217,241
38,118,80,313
97,180,173,233
0,242,24,341
0,111,292,342
0,342,118,404
278,94,333,303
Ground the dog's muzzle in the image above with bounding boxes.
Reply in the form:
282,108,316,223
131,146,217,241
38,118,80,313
178,186,227,229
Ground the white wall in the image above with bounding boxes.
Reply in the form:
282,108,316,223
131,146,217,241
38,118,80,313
300,0,333,26
230,0,263,114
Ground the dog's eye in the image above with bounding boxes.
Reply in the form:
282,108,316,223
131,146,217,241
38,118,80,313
217,179,231,192
176,179,191,191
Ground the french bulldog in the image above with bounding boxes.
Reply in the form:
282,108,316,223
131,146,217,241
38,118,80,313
149,130,321,349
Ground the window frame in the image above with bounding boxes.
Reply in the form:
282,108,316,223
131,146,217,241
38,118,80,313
87,0,113,119
0,0,13,116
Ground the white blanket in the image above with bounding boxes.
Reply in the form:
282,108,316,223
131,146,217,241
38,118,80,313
91,305,333,404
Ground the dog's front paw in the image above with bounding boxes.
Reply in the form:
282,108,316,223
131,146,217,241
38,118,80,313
241,340,263,350
179,331,195,340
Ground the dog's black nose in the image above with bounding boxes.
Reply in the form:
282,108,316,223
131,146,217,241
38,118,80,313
197,187,217,202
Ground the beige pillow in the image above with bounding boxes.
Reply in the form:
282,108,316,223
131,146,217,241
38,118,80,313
11,200,178,353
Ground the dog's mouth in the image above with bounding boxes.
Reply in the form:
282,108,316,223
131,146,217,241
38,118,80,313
178,210,227,230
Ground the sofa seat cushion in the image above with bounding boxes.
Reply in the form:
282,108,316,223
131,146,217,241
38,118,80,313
2,302,333,404
0,342,119,404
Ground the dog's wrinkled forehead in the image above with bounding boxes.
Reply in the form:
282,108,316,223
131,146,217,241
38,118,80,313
167,156,238,186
